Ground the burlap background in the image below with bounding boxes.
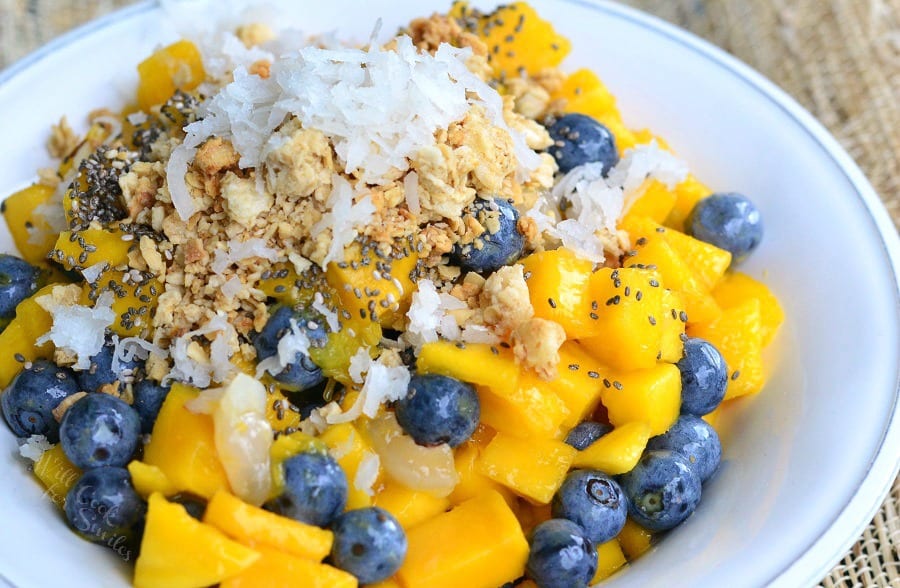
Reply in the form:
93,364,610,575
0,0,898,586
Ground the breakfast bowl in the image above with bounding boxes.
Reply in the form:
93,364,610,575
0,1,898,587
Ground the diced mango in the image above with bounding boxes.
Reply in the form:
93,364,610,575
0,284,56,388
547,341,608,427
128,461,177,499
2,184,58,263
263,388,303,434
203,490,333,561
477,370,569,439
664,175,712,232
580,267,664,371
519,247,598,339
551,68,620,122
593,539,628,582
373,480,450,530
689,299,765,399
516,500,552,536
618,518,653,560
308,318,381,382
319,422,379,509
622,180,677,226
256,261,324,306
659,288,687,363
418,341,520,394
621,216,720,324
600,363,681,436
449,437,513,507
663,225,732,291
712,271,784,345
136,40,205,111
476,433,576,504
33,444,81,508
134,493,260,588
326,241,417,327
50,225,133,272
81,268,160,337
462,2,571,78
220,546,357,588
397,491,529,588
572,421,651,475
143,384,231,499
367,579,402,588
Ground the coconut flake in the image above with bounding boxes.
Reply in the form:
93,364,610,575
404,171,420,215
166,313,236,387
80,262,108,284
460,324,500,344
312,292,340,332
254,318,311,379
126,111,148,126
18,435,52,462
328,354,410,424
111,335,168,377
354,451,381,496
310,175,376,268
221,276,243,301
404,279,468,351
212,238,279,275
36,290,116,370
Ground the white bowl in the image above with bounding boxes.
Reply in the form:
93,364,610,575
0,1,898,587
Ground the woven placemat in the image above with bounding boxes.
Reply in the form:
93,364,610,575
1,0,899,586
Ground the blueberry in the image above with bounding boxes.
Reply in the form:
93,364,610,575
131,379,171,434
547,113,619,175
551,470,627,544
330,507,407,583
677,337,728,416
565,421,613,451
59,394,142,469
450,197,525,274
1,359,79,442
0,254,40,320
253,305,328,393
171,493,207,521
265,451,347,527
619,449,701,532
395,374,479,448
647,415,721,483
76,336,143,394
687,193,763,263
526,518,597,588
64,466,145,556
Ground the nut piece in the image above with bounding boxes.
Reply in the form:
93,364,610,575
512,318,567,380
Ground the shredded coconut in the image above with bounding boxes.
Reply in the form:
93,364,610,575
111,335,168,376
404,171,420,215
211,237,280,275
36,290,116,370
328,355,410,424
166,313,236,387
404,279,468,350
312,292,340,332
80,262,108,284
18,435,52,462
354,451,381,496
221,276,243,300
168,35,540,219
309,175,376,268
254,318,311,379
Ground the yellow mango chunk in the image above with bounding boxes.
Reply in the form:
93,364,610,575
580,267,665,371
476,433,576,504
33,444,81,508
477,370,569,439
256,261,325,306
50,225,133,271
621,216,720,324
572,421,651,475
0,284,55,388
203,490,333,561
663,225,732,291
713,271,784,345
220,546,357,588
516,500,552,536
134,493,260,588
2,184,58,263
618,518,653,560
374,480,451,530
128,461,177,499
136,40,205,111
81,268,160,337
689,299,765,400
519,247,598,339
664,174,712,232
319,422,379,509
546,341,607,427
263,388,303,434
308,318,381,382
449,436,514,507
600,364,681,436
367,579,402,588
397,491,529,588
622,180,677,226
659,288,687,363
325,241,418,326
418,341,520,393
552,68,620,121
462,2,571,78
143,384,231,499
593,539,628,582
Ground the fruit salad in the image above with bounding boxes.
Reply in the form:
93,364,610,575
0,2,784,587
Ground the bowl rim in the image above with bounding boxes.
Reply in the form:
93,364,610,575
1,1,898,586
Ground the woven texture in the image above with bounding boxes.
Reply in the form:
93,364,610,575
1,0,898,585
